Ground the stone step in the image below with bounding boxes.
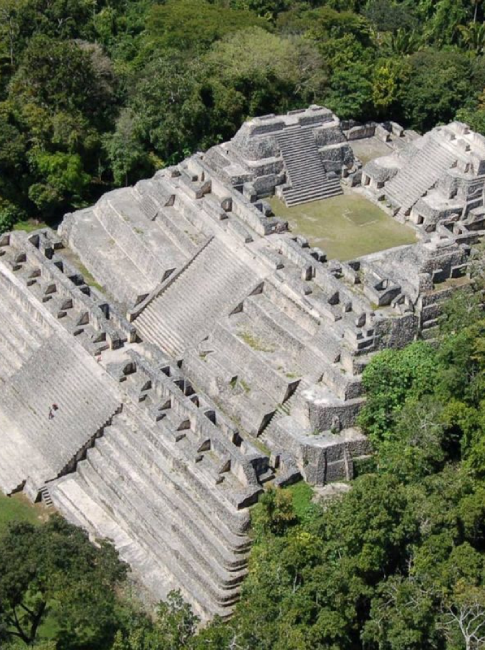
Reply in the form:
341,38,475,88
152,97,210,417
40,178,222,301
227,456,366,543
243,292,312,351
276,126,329,204
135,239,257,356
78,449,240,612
385,139,456,213
122,410,250,537
284,180,342,198
96,435,247,584
100,424,248,565
50,475,221,620
284,186,343,207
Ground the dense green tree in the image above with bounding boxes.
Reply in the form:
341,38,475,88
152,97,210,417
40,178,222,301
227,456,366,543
364,0,417,33
0,516,127,648
127,53,207,164
104,108,154,186
203,28,327,131
28,150,90,216
421,0,471,45
145,0,265,53
111,592,198,650
399,49,472,132
358,341,437,441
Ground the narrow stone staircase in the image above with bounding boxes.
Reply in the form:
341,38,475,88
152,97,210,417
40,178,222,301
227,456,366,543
134,239,258,357
276,125,343,207
385,138,457,214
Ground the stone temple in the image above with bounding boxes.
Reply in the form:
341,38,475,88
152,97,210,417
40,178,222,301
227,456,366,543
0,105,483,619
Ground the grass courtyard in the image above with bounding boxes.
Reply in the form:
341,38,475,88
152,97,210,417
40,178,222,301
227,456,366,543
270,192,417,261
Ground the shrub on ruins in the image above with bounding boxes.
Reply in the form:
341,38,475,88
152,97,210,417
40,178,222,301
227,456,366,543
0,516,127,649
251,486,297,537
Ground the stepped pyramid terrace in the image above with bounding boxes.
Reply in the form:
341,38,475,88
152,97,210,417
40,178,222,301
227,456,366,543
0,106,483,619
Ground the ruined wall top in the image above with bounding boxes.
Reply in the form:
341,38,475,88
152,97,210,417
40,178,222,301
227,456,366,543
230,105,339,161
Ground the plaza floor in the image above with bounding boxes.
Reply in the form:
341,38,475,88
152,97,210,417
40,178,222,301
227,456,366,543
270,192,417,261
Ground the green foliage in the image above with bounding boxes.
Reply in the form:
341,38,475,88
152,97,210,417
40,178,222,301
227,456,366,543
0,516,127,648
104,108,154,186
285,480,315,520
358,341,438,441
146,0,265,52
252,486,297,537
0,198,24,233
111,592,199,650
364,0,417,33
28,151,90,215
400,49,473,131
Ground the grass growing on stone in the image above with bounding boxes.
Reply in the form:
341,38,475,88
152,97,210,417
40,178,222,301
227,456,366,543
0,492,49,536
239,330,274,352
78,263,105,293
270,193,417,261
240,379,251,393
14,219,48,233
251,436,272,457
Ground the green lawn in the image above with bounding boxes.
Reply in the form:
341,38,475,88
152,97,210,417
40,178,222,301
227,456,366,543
270,193,417,261
0,492,49,536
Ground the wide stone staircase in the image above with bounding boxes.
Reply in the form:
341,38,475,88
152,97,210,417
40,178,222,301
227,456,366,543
50,409,251,620
276,125,343,207
134,239,259,357
385,137,457,214
0,336,121,492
